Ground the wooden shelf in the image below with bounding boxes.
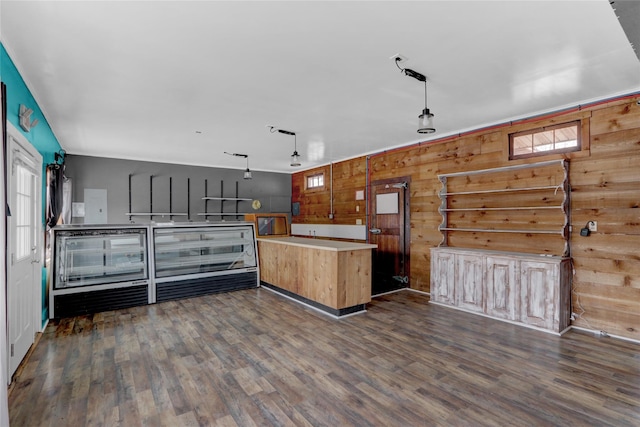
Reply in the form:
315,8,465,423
441,185,562,196
440,206,562,212
438,227,563,235
437,160,570,256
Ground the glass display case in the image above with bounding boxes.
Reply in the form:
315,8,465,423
50,225,151,318
153,224,257,278
54,227,149,288
152,223,259,302
50,222,259,318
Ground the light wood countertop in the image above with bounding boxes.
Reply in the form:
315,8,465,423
257,236,376,251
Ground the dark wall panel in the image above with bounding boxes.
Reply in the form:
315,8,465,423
65,155,291,224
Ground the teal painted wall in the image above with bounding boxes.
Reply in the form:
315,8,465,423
1,43,64,324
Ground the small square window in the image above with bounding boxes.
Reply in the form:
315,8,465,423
510,121,580,159
306,173,324,190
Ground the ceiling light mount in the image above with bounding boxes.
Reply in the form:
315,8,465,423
395,58,436,134
390,53,409,65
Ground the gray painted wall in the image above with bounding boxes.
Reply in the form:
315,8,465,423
64,155,291,225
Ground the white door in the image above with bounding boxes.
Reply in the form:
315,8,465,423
6,126,42,378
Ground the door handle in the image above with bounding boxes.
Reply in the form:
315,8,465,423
369,228,382,234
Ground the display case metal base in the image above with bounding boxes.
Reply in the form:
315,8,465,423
52,284,149,318
156,271,258,302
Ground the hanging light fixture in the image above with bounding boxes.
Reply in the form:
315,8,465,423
267,126,301,167
224,152,252,179
395,57,436,134
243,156,252,179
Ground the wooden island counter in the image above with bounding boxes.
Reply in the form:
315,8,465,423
256,237,377,316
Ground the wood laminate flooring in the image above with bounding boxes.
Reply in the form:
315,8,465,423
8,289,640,426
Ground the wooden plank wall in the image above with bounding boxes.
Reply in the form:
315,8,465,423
292,160,367,225
292,96,640,340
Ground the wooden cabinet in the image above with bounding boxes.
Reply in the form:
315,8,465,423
456,254,484,313
431,248,571,334
485,256,517,320
256,237,377,316
431,249,456,305
519,259,571,331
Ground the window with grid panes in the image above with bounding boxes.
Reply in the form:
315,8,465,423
306,173,324,190
509,121,580,159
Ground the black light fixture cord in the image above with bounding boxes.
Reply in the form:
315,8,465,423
424,80,428,111
395,57,404,72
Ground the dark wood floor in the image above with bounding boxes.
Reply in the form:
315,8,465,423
8,289,640,426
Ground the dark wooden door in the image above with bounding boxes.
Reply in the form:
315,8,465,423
369,178,410,296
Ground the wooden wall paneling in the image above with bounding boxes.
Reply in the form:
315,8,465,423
590,102,640,135
570,182,639,209
571,257,640,278
290,96,640,340
446,232,567,255
571,232,640,259
571,305,640,340
570,156,639,186
590,127,640,157
572,209,640,235
446,210,566,232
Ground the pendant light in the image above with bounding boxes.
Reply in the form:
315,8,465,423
224,152,252,180
290,133,301,167
267,126,301,167
418,80,435,134
395,57,436,134
243,156,252,180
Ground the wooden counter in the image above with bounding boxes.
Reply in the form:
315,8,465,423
256,237,377,316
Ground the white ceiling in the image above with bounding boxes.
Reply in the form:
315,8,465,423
2,1,639,174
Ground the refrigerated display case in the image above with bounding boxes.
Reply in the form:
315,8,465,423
50,225,151,318
152,223,258,302
50,222,259,318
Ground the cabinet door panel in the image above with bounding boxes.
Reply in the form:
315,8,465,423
456,255,484,313
520,260,557,329
486,257,517,320
431,250,456,305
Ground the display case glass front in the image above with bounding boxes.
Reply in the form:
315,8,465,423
54,227,149,289
153,225,257,278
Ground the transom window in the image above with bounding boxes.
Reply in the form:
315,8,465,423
509,121,580,159
306,173,324,189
